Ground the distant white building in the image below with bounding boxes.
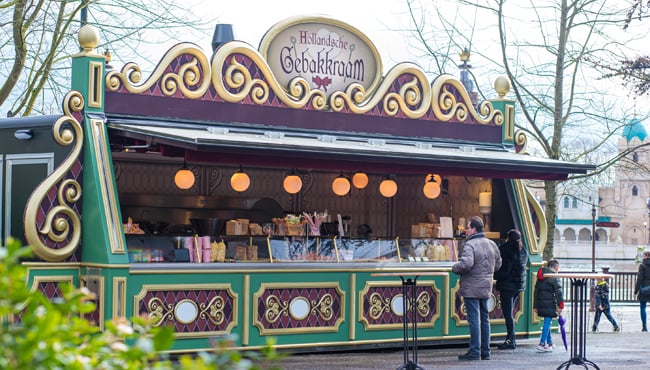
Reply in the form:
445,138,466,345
598,117,650,246
531,118,649,269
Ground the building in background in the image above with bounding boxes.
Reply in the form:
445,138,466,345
550,117,650,270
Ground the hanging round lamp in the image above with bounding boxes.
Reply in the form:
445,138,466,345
351,172,369,190
379,177,398,198
283,170,302,194
230,166,250,192
174,161,195,190
332,172,351,196
425,173,442,184
423,175,442,199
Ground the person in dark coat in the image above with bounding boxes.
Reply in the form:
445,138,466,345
494,229,527,349
634,250,650,331
533,259,564,353
592,276,619,332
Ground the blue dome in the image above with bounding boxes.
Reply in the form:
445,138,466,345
622,118,647,141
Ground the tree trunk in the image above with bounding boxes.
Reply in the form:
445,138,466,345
544,180,558,260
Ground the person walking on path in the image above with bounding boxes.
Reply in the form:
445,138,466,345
592,276,619,332
634,250,650,332
452,216,502,361
494,229,527,350
533,259,564,353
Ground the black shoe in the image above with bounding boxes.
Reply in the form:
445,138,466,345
458,352,480,361
481,354,491,360
497,339,516,350
643,326,648,332
592,326,597,333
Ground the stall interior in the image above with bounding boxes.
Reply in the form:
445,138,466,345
113,152,512,263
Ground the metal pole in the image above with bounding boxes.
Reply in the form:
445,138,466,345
591,204,596,273
80,0,88,26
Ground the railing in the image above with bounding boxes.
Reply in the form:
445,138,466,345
557,271,639,303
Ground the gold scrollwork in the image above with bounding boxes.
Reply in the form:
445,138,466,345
310,293,334,321
212,41,327,109
148,297,174,326
329,63,431,118
431,75,503,125
368,292,391,320
265,294,289,324
416,291,431,317
200,296,225,325
105,43,211,99
514,130,528,154
24,91,83,262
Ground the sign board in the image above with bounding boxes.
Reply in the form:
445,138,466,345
596,221,620,228
259,16,383,97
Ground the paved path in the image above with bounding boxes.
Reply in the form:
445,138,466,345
272,304,649,369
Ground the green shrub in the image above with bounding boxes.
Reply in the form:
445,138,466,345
0,238,282,369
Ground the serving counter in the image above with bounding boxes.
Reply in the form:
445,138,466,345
121,259,454,352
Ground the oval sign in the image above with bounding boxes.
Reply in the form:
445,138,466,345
259,16,383,97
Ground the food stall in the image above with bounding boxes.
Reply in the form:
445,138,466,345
2,16,593,353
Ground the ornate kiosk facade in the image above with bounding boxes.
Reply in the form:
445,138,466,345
2,17,593,353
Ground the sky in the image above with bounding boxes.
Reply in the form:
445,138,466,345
154,0,418,73
208,1,413,65
132,0,649,122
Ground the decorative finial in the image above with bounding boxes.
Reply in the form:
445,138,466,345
460,48,470,62
78,25,99,52
493,75,511,99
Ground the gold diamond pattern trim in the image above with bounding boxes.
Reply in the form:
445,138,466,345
24,91,83,262
104,41,505,125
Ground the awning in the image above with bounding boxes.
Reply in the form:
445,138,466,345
107,119,594,180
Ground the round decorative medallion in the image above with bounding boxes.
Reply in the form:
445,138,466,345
289,296,310,320
174,299,199,324
391,294,404,316
487,293,497,312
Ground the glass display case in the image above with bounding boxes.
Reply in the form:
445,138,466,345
125,235,462,263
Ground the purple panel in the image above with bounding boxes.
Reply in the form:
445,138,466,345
137,289,235,333
256,287,342,330
361,285,438,325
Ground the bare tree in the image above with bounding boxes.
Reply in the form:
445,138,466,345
591,1,650,97
405,0,648,258
0,0,212,117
